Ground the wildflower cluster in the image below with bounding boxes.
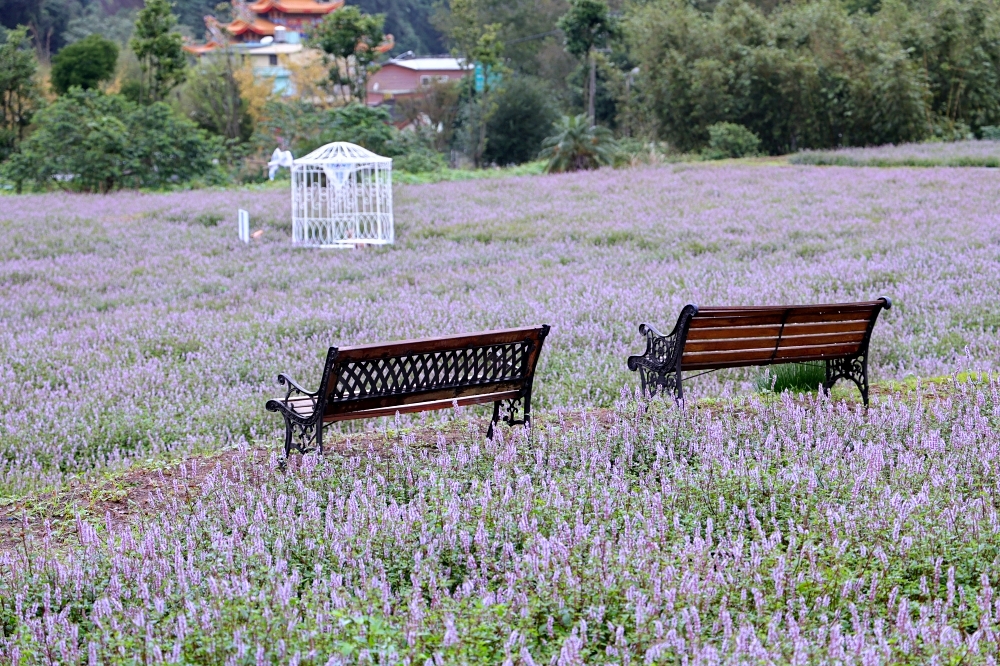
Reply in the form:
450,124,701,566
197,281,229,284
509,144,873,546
2,164,1000,496
2,380,1000,662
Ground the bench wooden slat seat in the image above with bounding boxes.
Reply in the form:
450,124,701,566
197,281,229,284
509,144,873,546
627,298,891,405
266,325,550,455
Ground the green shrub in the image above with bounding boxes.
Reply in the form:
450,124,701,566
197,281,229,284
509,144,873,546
702,122,762,160
2,88,221,192
540,114,617,173
50,34,119,94
393,149,446,173
755,363,827,394
308,104,396,156
483,76,559,166
981,126,1000,140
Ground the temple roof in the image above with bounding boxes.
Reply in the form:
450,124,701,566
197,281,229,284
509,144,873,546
247,0,343,14
183,41,224,55
227,16,278,36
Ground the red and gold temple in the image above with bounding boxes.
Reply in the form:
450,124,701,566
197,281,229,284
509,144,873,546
184,0,394,55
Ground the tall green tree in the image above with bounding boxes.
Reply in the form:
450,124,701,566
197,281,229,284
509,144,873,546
180,49,252,142
0,26,41,165
558,0,617,126
445,0,506,166
130,0,186,103
310,6,387,104
50,33,119,94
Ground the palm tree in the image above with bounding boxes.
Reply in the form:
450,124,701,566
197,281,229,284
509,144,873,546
540,115,618,173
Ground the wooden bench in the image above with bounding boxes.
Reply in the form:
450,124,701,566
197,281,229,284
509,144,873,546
266,325,550,455
627,298,891,405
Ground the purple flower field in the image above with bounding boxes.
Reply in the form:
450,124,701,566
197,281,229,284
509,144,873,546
4,384,1000,663
3,164,999,495
2,163,1000,662
790,140,1000,167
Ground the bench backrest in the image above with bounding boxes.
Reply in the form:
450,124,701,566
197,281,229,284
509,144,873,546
680,299,890,370
318,325,549,417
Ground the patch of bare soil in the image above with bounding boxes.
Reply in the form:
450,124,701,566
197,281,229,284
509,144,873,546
3,386,945,557
0,412,612,555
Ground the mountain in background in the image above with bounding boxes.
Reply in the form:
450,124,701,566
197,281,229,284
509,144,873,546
1,0,444,57
346,0,444,55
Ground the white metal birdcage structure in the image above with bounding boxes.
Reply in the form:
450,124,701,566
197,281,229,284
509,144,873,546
290,142,393,248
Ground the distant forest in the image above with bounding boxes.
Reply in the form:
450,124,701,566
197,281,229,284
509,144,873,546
0,0,443,57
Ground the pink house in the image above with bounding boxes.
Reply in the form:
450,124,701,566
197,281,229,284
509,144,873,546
367,56,469,106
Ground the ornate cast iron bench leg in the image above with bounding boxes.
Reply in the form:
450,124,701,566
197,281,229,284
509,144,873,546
627,311,697,402
824,355,871,407
283,418,294,458
486,388,532,440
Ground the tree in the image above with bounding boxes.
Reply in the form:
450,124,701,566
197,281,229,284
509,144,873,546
2,88,220,192
0,26,41,165
396,79,462,151
130,0,186,103
0,0,77,61
484,76,559,165
310,6,387,104
444,0,506,166
351,0,444,55
179,50,254,143
558,0,618,126
539,114,617,172
50,34,119,94
312,104,396,155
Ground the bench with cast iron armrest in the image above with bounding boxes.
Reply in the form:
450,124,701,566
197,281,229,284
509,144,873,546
266,325,550,455
627,298,891,405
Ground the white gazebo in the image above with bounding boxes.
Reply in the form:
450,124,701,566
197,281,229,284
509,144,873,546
284,142,393,248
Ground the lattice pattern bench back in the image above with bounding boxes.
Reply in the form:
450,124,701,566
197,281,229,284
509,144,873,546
321,326,549,417
681,300,888,370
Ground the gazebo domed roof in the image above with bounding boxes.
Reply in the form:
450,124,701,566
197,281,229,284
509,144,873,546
296,141,392,164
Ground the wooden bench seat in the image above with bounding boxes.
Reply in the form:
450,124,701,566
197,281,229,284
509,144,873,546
266,326,550,455
627,298,891,405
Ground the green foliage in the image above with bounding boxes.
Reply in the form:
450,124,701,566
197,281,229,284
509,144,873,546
540,114,617,172
558,0,618,59
384,126,443,171
395,80,463,151
755,363,827,394
2,89,221,192
310,6,387,104
392,146,447,173
315,104,396,155
623,0,974,154
351,0,444,55
0,26,41,164
702,122,762,159
259,101,446,171
566,53,622,128
50,34,119,94
171,0,223,35
982,125,1000,140
64,5,137,46
179,51,253,142
558,0,618,124
0,0,77,57
483,76,559,165
130,0,186,103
